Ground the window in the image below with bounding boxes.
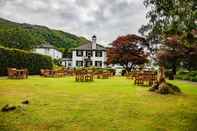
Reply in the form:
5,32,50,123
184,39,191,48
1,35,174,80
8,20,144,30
95,51,102,57
68,63,72,67
86,51,92,57
76,61,83,67
85,61,93,67
95,61,102,67
76,50,83,57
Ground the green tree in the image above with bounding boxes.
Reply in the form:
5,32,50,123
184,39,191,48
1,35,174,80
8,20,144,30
0,18,89,51
140,0,196,94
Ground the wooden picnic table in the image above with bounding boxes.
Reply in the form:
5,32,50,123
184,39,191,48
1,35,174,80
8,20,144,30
134,71,157,86
8,68,28,79
75,69,94,82
16,69,28,79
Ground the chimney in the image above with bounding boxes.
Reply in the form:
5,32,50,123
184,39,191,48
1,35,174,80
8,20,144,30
92,35,97,50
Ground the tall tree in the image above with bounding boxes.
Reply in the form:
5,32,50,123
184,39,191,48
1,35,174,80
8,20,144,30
107,34,148,71
139,0,196,94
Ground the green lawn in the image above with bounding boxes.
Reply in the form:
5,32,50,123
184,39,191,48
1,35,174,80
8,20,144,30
0,77,197,131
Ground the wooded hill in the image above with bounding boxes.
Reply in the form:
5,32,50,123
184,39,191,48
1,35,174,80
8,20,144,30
0,18,89,51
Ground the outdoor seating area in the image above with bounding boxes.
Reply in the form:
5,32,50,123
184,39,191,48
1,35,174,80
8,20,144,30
6,67,114,82
7,68,28,79
6,67,157,86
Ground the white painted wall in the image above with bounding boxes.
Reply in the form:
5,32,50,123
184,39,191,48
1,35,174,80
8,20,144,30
34,48,62,59
72,50,107,68
92,51,106,68
72,51,77,67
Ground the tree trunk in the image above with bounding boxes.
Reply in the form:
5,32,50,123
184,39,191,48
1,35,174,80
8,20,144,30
125,65,132,73
158,65,166,84
124,66,131,76
150,65,181,94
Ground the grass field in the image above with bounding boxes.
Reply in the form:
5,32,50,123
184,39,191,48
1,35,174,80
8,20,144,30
0,76,197,131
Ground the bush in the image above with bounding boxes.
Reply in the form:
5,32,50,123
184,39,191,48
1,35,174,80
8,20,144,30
0,46,53,75
53,59,62,66
165,70,174,80
176,70,197,82
191,76,197,82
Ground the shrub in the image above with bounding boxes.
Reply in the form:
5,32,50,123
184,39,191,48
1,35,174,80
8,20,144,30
53,59,62,66
0,46,53,75
165,70,174,80
176,70,197,82
191,76,197,82
189,71,197,77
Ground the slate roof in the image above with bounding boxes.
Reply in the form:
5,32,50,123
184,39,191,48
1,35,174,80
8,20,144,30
75,43,106,51
35,43,62,52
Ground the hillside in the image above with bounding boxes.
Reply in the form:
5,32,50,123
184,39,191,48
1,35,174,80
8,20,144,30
0,18,89,50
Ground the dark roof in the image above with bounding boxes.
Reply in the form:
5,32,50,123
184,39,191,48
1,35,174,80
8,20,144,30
35,43,62,53
75,43,106,51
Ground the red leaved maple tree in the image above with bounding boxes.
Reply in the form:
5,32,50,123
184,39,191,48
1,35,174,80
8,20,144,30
107,34,148,71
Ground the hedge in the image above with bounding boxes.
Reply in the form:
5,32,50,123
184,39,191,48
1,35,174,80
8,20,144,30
0,46,53,75
176,70,197,82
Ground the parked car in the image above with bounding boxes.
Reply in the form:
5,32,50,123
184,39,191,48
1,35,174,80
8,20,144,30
112,65,124,76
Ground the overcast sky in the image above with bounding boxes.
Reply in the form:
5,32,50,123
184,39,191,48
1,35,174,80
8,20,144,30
0,0,148,46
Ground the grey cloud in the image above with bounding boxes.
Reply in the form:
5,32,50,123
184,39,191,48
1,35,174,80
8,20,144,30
0,0,148,45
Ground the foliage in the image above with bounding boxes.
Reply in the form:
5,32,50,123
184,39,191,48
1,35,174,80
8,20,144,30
181,45,197,71
140,0,196,45
140,0,197,56
53,59,63,67
176,70,197,82
157,35,197,76
107,34,148,70
0,18,89,50
0,46,53,75
140,0,197,82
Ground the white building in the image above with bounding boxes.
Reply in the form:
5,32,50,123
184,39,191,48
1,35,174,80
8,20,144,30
68,35,107,68
62,58,72,67
33,43,63,59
